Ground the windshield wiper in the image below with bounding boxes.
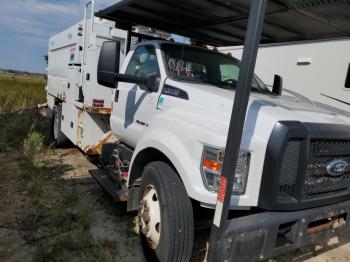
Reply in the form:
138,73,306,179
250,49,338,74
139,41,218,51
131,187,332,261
203,79,272,94
173,76,269,93
200,79,235,89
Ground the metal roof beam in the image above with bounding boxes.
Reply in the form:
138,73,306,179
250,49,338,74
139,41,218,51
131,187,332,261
189,0,307,39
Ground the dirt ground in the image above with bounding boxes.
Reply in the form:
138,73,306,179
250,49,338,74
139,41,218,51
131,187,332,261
1,109,350,261
63,150,350,262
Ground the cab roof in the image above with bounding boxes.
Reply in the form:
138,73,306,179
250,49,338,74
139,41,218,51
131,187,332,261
95,0,350,46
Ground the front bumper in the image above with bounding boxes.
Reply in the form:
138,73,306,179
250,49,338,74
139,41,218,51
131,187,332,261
219,199,350,261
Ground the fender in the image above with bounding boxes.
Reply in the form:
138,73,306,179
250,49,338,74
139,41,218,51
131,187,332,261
128,127,208,202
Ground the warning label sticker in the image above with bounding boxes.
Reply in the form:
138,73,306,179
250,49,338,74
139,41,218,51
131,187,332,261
213,176,227,227
217,176,227,203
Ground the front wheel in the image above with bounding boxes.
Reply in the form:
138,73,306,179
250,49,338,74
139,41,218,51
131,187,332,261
138,161,194,262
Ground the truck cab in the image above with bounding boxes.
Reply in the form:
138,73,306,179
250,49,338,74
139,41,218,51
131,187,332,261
96,40,350,261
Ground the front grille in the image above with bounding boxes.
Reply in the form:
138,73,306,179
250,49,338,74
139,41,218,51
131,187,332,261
277,140,301,199
303,140,350,196
260,121,350,210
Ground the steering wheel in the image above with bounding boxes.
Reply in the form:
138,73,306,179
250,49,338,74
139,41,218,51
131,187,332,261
224,78,238,87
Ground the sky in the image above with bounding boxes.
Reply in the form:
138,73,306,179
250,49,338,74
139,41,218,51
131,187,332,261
0,0,120,73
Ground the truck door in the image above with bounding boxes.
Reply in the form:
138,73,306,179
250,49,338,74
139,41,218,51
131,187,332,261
110,45,161,147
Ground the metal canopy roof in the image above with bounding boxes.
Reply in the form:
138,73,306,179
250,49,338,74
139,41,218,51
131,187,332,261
95,0,350,46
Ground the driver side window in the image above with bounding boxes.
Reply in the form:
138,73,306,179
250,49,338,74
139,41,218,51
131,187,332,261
126,45,159,78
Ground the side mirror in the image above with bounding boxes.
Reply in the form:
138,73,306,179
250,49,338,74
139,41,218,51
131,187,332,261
272,74,283,96
114,73,159,92
97,41,121,88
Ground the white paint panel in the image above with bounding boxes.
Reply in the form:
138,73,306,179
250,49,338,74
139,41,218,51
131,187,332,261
61,102,79,145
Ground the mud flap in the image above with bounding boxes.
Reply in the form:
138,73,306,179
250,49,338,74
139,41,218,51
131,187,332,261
127,187,140,212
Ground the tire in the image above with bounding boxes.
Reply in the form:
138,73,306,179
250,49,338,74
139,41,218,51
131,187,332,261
52,106,69,147
138,161,194,262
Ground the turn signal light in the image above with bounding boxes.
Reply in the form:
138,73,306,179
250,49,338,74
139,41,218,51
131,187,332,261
202,159,222,173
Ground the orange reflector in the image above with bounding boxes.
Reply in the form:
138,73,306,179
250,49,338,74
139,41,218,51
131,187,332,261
203,159,222,172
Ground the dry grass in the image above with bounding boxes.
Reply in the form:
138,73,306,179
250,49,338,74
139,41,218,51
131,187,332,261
0,109,120,262
0,73,46,113
0,72,124,261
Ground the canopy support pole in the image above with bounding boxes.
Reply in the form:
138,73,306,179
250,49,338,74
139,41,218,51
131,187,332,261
207,0,267,261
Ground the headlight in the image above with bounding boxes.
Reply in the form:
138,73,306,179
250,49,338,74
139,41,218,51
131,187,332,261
201,146,250,195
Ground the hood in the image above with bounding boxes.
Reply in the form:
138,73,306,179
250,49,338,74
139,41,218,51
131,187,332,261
165,78,350,126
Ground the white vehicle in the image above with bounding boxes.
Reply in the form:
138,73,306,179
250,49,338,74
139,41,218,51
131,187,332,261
47,1,350,261
220,38,350,114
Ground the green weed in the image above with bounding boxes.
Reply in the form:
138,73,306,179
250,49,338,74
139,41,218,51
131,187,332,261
0,112,37,152
24,132,45,168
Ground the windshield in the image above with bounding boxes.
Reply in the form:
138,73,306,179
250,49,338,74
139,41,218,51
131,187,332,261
161,43,270,94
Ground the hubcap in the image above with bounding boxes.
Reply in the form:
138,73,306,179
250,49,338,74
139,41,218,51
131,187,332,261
138,185,161,249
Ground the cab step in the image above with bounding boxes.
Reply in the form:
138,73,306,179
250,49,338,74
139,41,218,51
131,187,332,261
89,169,128,202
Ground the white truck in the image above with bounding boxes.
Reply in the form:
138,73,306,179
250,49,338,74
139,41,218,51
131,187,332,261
220,38,350,114
47,1,350,261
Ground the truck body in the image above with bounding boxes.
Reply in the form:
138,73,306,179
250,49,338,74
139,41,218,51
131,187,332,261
47,2,350,261
47,16,128,152
220,38,350,114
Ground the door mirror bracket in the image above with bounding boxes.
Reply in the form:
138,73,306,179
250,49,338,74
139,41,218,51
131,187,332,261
144,74,160,92
272,74,283,96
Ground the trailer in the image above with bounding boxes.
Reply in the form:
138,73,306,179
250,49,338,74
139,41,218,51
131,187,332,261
47,0,350,261
220,38,350,114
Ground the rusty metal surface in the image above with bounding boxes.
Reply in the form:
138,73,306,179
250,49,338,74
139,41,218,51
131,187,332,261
84,106,112,115
83,131,120,155
307,219,336,235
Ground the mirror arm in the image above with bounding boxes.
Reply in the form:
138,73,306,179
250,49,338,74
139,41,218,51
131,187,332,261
98,71,158,92
113,73,148,85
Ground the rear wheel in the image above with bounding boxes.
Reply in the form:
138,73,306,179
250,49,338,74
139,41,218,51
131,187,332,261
52,106,69,147
138,161,194,262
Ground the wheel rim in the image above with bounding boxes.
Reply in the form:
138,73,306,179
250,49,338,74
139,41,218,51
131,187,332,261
138,185,161,249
